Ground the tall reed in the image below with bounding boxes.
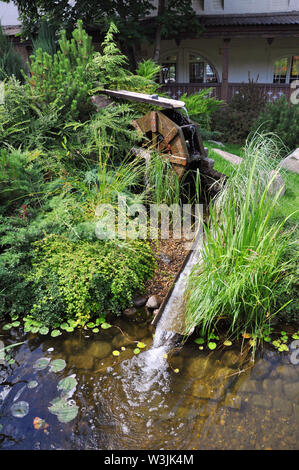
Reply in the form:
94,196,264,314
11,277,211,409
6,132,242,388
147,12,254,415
184,134,294,339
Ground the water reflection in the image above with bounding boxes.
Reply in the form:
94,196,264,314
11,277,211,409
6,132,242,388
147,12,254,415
0,318,299,450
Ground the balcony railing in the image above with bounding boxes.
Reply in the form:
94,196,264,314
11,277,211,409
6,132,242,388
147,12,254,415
161,82,292,102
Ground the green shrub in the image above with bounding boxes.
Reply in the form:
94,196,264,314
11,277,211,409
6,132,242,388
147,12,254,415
27,235,156,326
0,23,25,81
211,80,268,144
252,96,299,151
182,89,223,132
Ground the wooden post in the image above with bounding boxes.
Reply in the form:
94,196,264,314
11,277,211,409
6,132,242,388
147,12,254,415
221,38,231,102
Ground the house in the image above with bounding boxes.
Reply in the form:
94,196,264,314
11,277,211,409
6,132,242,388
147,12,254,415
1,0,298,102
142,0,299,102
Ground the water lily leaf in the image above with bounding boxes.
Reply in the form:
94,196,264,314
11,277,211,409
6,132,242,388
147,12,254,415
198,346,204,350
121,347,126,351
263,336,271,342
11,321,20,327
242,333,251,339
280,331,287,336
57,376,77,393
163,353,168,359
173,368,179,373
49,359,66,373
65,326,74,332
101,322,112,329
223,340,232,346
39,327,49,335
33,417,49,431
292,333,299,340
48,398,78,424
11,315,19,321
96,316,106,325
33,357,50,370
24,324,32,333
87,322,95,329
60,323,69,330
11,401,29,418
208,342,217,350
30,327,39,334
28,380,38,389
137,342,146,349
67,319,77,328
133,348,140,355
194,338,205,345
51,330,62,337
8,359,15,365
92,328,99,333
2,324,12,330
112,350,120,356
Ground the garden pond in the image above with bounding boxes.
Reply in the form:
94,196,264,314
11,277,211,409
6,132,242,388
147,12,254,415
0,316,298,450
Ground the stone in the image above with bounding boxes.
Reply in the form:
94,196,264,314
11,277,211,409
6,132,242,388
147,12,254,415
238,379,259,394
223,393,242,410
88,341,112,359
159,253,173,265
283,382,299,401
262,378,283,395
279,148,299,175
272,397,293,416
212,148,243,165
267,170,286,197
250,394,272,409
276,364,299,383
123,307,137,318
146,295,162,310
250,359,272,380
133,295,148,308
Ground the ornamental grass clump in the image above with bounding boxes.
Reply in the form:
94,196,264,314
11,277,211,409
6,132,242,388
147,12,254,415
184,134,295,340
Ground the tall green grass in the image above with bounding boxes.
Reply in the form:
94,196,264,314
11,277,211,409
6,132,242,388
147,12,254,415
184,134,297,340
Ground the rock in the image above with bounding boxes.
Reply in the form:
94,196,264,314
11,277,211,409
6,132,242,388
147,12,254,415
223,393,242,410
159,253,173,265
283,382,299,401
238,379,259,394
262,378,283,395
250,394,272,409
250,359,272,380
146,295,162,310
88,341,112,359
212,148,243,165
123,307,137,318
133,295,148,308
275,364,299,383
279,148,299,174
272,397,293,416
268,170,286,197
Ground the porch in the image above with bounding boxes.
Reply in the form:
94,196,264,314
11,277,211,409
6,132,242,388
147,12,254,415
161,82,292,102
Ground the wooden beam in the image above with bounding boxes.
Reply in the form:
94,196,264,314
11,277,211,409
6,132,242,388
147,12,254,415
98,89,186,109
221,38,231,102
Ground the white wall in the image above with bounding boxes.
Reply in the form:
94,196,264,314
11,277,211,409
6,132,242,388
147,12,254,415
0,1,20,25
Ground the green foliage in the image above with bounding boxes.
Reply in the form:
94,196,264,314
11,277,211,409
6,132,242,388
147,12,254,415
147,152,180,205
211,80,268,144
181,89,223,132
27,235,156,326
25,19,94,121
0,23,25,81
252,96,299,151
185,134,294,340
32,19,57,55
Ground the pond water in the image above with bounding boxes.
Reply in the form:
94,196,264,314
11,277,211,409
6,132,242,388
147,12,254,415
0,317,298,450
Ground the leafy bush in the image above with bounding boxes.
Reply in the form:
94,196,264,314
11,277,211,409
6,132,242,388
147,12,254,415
28,235,156,326
252,96,299,151
182,89,223,132
211,80,268,144
0,24,25,81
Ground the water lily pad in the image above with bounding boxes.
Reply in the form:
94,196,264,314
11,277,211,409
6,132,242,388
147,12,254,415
112,350,120,356
11,321,20,327
96,316,106,325
121,347,126,351
208,342,217,350
87,322,95,329
2,324,12,330
11,401,29,418
57,376,77,393
49,359,66,373
48,397,78,424
223,340,232,346
51,330,62,337
60,323,69,330
263,336,271,342
137,342,146,349
173,368,179,373
27,380,38,389
30,327,39,334
92,328,99,333
39,327,49,335
33,357,50,370
64,326,74,333
133,348,140,355
194,338,205,345
101,322,112,329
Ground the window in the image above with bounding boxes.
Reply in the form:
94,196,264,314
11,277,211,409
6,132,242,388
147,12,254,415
161,55,177,84
189,54,217,83
273,55,299,84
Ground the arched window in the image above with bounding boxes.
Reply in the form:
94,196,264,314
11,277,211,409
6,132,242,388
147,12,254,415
273,56,299,84
188,53,218,83
161,55,177,84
